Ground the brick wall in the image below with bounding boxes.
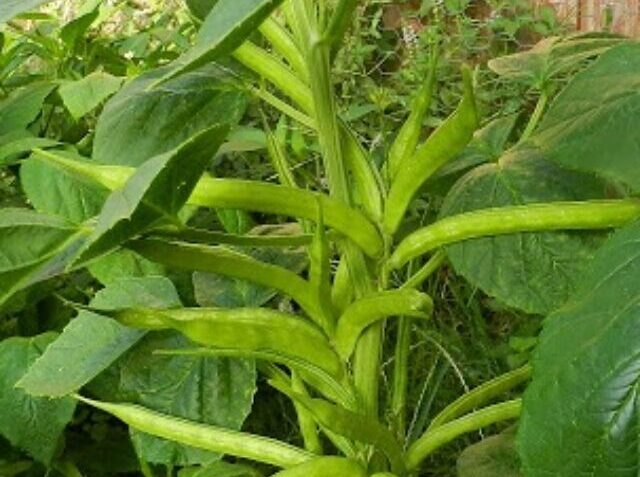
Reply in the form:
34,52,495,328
536,0,640,36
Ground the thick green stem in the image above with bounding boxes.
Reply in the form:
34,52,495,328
389,199,640,269
300,9,381,417
405,399,522,471
390,315,410,440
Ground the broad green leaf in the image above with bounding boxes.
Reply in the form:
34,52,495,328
531,42,640,191
0,82,56,135
89,331,256,466
518,219,640,476
0,135,58,166
186,0,219,20
76,124,229,263
193,247,306,308
21,151,109,223
18,277,180,397
93,64,246,167
0,333,76,464
489,34,621,86
440,146,606,314
457,427,521,477
0,0,53,24
58,72,124,120
0,209,81,307
88,249,165,285
59,5,100,48
162,0,284,81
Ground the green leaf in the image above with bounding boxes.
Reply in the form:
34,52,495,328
0,333,76,464
0,0,53,24
0,135,58,166
21,151,109,223
58,72,124,120
518,218,640,476
531,42,640,191
89,331,256,466
440,146,606,314
88,249,165,285
59,5,99,49
185,0,219,20
489,34,621,86
162,0,284,81
457,427,521,477
0,209,81,308
76,124,229,263
0,82,56,135
18,277,181,398
93,64,246,167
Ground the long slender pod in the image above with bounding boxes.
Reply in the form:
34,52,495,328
428,365,531,429
406,399,522,471
32,150,384,258
389,199,640,269
384,67,478,234
75,396,314,469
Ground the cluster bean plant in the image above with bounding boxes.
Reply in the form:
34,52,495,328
1,1,640,476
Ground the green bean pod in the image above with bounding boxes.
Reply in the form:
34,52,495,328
331,256,354,314
273,383,406,476
387,50,438,180
116,307,345,382
341,123,384,222
334,289,433,359
232,41,314,114
429,364,531,429
127,239,330,327
151,226,312,247
75,396,314,469
388,199,640,269
271,456,367,477
33,150,384,258
258,17,308,81
406,399,522,471
383,67,478,234
308,203,336,333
